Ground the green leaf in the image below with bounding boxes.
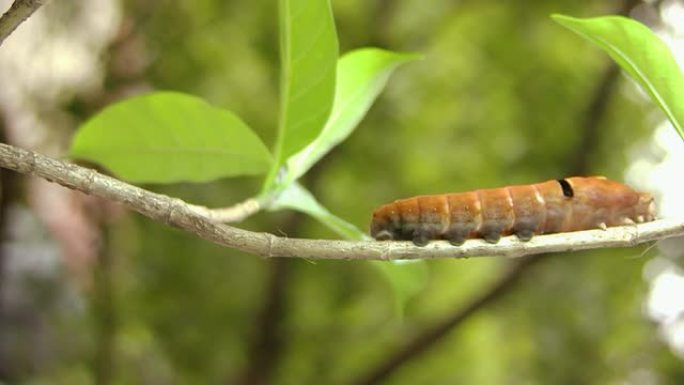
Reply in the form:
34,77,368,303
70,91,271,184
552,14,684,141
266,0,338,189
268,182,367,240
284,48,421,184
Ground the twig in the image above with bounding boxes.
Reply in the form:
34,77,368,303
0,0,48,47
187,198,262,223
0,142,680,261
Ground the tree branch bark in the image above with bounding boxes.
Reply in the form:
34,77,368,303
0,142,680,261
0,0,47,47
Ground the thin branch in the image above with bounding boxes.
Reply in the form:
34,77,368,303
0,0,47,47
0,142,681,261
187,198,262,223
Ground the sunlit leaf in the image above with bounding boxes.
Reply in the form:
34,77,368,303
284,48,421,184
70,91,271,183
265,0,338,189
552,14,684,141
268,182,366,240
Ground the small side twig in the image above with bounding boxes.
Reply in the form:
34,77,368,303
187,198,262,224
0,0,48,47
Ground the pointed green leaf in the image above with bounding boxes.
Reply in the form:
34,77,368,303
284,48,421,184
70,91,271,184
268,182,367,240
266,0,338,188
552,14,684,141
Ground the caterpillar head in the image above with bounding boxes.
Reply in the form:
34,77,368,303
370,205,401,241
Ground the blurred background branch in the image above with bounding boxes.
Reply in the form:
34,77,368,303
0,0,46,46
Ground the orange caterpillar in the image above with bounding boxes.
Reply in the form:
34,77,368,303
370,177,655,246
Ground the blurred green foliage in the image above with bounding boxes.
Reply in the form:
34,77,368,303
18,0,684,384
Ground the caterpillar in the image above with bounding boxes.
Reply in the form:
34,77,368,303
370,176,655,246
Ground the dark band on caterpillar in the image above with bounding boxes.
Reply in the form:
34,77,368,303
370,176,655,246
557,178,574,198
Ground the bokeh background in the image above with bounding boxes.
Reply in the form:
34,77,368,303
1,0,684,384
